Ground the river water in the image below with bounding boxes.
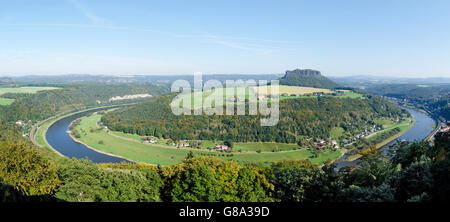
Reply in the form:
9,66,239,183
335,108,435,169
45,106,130,163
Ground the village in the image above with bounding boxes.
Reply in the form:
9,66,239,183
137,122,387,154
142,136,231,152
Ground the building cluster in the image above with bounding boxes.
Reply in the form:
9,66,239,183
312,139,340,151
143,136,158,144
214,144,229,151
15,119,32,137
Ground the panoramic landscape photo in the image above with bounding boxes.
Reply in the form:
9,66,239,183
0,0,449,214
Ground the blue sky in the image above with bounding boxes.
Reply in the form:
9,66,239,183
1,0,449,77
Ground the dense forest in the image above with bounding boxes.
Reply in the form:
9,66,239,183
101,93,405,143
366,84,450,120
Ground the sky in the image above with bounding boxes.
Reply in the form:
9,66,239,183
1,0,450,77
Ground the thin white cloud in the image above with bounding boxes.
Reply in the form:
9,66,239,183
69,0,112,26
0,22,296,54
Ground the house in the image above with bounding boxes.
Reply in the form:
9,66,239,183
15,120,23,126
440,127,450,133
149,137,157,143
214,144,229,150
331,140,340,149
179,143,189,147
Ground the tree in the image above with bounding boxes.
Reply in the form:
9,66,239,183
0,141,60,197
270,160,321,202
164,164,220,202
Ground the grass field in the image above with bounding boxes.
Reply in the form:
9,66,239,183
0,86,61,106
0,86,60,95
233,142,299,152
35,118,55,152
71,111,343,165
0,98,16,105
336,92,364,99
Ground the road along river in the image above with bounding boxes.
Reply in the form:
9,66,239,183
45,106,132,163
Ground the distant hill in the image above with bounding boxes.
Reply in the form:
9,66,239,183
279,69,340,89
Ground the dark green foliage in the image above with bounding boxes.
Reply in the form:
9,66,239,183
55,158,162,202
269,160,322,202
161,157,273,202
391,142,431,167
165,164,220,202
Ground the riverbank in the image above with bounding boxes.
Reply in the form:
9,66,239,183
68,129,137,164
34,104,135,163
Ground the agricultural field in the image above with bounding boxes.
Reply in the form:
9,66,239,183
251,85,336,96
172,85,359,108
0,86,61,106
0,86,60,94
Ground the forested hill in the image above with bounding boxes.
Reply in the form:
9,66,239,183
101,93,404,143
366,84,450,120
279,69,341,89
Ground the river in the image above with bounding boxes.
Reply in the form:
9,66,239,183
45,106,131,163
335,108,435,169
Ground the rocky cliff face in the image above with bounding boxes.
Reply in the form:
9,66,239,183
285,69,321,77
280,69,340,89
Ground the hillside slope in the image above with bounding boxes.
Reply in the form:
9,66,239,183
101,93,404,143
